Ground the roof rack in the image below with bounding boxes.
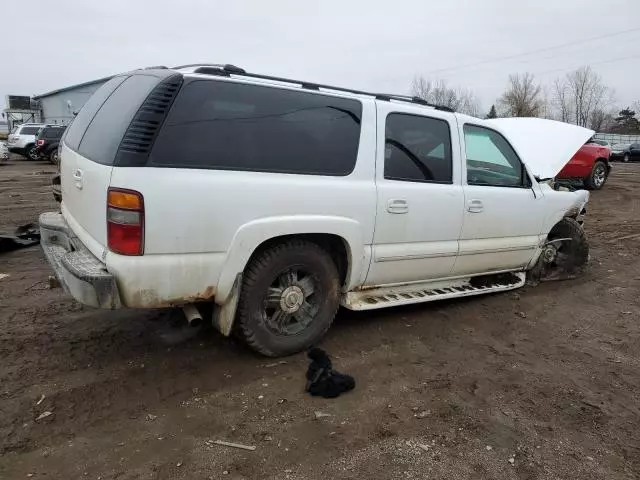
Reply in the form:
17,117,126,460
178,64,455,112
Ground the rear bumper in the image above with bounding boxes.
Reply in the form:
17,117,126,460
39,212,122,309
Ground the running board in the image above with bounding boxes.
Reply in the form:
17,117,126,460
342,272,526,311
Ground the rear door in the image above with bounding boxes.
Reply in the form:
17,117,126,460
60,74,161,258
365,104,465,286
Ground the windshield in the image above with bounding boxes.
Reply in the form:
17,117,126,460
612,143,631,149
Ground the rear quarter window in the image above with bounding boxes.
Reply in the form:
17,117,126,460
77,74,159,165
20,126,40,135
150,80,362,176
64,76,128,151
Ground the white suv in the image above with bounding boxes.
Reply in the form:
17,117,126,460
40,64,591,356
7,123,45,160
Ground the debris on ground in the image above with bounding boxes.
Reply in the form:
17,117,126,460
0,273,9,280
314,411,332,420
36,411,53,421
48,276,61,289
0,223,40,253
36,394,45,406
263,360,287,368
305,348,355,398
146,414,157,422
213,440,256,451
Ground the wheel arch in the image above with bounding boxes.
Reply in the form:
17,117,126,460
214,216,365,304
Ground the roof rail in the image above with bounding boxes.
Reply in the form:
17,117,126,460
179,64,455,112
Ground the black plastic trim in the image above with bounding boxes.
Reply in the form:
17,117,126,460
114,73,184,167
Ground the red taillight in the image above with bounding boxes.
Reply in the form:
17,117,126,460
37,139,45,146
107,188,144,256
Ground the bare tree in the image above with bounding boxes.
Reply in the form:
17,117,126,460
565,66,613,128
411,76,433,101
411,76,481,117
498,73,544,117
552,78,572,123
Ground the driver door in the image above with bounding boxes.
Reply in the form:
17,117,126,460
452,121,545,276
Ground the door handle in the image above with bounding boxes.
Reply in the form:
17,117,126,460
387,199,409,214
467,199,483,213
72,169,83,190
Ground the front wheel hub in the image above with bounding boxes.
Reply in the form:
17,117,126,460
541,244,558,264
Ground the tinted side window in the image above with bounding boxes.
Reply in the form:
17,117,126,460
77,75,159,165
20,126,40,135
44,128,63,139
150,80,362,176
464,125,529,188
384,113,452,183
64,76,128,150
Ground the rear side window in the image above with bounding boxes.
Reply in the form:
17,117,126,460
64,76,128,151
20,126,40,135
384,113,453,184
78,75,159,165
150,80,362,176
44,128,64,139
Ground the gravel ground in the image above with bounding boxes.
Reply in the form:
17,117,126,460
0,156,639,480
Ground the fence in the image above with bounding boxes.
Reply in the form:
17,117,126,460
593,133,640,145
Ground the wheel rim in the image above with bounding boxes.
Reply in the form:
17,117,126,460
52,151,58,163
624,154,629,162
261,267,320,336
593,165,606,186
29,147,38,160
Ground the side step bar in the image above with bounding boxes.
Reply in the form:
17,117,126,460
342,272,526,311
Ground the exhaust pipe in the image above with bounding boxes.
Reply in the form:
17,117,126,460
183,304,203,328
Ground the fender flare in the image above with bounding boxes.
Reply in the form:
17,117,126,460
214,215,365,304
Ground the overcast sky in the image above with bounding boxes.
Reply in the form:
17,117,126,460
2,0,639,115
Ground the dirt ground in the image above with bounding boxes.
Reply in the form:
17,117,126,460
0,156,639,480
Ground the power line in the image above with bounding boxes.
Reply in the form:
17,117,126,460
422,27,640,75
534,52,640,76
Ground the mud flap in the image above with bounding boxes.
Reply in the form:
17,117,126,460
212,273,242,336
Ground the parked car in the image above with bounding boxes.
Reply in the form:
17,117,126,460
40,65,592,357
611,143,640,163
35,125,67,164
7,123,46,160
556,141,611,190
0,141,9,162
610,143,631,161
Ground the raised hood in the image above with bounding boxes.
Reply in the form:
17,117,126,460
486,117,594,179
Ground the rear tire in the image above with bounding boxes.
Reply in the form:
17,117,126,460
236,240,340,357
25,144,38,161
49,150,59,165
583,160,608,190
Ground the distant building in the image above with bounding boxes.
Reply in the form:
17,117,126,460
33,75,113,125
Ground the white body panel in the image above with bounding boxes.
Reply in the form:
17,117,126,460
60,143,113,256
106,99,377,305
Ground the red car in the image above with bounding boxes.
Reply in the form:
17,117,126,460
557,142,611,190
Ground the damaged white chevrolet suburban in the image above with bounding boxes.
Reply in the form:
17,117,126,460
40,64,591,356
